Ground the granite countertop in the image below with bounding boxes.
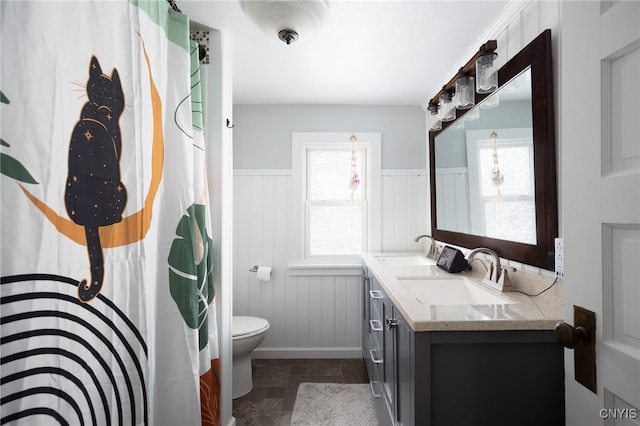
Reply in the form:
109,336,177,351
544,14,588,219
362,251,564,332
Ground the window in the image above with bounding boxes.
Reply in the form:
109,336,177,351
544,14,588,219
477,142,535,243
307,148,366,256
292,133,381,265
466,128,536,244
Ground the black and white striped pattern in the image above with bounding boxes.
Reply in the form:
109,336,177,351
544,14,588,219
1,274,148,425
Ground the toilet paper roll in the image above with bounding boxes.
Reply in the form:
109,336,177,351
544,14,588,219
256,266,272,282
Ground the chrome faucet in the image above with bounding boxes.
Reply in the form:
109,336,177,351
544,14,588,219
414,234,437,259
466,247,514,292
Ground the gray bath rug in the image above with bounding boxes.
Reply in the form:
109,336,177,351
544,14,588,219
290,383,379,426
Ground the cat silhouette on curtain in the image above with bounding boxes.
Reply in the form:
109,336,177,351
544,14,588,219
65,55,127,302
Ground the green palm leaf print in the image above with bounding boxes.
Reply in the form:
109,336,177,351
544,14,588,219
1,153,39,184
168,203,215,351
1,90,39,184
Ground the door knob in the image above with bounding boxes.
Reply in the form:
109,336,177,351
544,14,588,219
554,322,590,349
554,305,597,393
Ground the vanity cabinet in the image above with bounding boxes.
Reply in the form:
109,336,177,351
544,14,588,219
362,266,565,426
363,269,414,426
363,266,394,426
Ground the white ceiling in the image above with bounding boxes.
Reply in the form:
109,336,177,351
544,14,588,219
180,0,511,106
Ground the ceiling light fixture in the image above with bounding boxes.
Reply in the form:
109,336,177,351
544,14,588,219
239,0,330,45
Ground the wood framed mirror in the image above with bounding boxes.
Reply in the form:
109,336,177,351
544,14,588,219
429,29,557,270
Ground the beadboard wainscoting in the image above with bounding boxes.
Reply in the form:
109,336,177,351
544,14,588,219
435,168,470,234
233,169,428,358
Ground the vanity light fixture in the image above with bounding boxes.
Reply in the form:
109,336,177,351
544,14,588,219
439,88,456,122
424,100,442,132
239,0,330,45
454,69,475,110
426,39,497,132
476,48,499,94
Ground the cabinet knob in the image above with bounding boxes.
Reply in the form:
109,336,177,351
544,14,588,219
554,321,589,349
385,317,399,329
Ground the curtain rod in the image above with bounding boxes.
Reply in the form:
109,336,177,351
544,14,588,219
166,0,208,62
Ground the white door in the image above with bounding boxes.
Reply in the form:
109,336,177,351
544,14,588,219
561,1,640,425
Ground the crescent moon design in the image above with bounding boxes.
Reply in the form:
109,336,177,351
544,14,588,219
19,37,164,249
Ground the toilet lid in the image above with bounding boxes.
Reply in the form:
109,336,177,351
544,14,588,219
233,316,269,338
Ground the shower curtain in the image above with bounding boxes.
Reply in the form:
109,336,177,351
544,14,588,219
0,1,220,425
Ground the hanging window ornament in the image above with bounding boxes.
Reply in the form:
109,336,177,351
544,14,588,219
348,134,360,206
490,131,505,204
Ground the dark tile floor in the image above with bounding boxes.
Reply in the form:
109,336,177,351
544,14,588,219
232,358,369,426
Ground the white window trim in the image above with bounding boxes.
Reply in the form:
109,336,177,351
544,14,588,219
290,132,381,267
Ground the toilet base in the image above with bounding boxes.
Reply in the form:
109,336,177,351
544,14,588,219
232,353,253,399
232,316,269,399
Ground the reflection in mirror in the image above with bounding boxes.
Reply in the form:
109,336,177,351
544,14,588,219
435,69,536,244
429,29,557,270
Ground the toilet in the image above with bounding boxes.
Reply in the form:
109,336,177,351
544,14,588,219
232,316,270,399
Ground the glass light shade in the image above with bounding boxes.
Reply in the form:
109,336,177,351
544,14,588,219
427,104,442,132
450,119,465,130
240,0,330,43
476,52,498,94
502,74,522,92
454,74,475,109
481,91,500,109
439,91,456,122
463,107,480,121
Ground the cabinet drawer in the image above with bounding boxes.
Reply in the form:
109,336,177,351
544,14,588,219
368,302,383,361
371,355,394,426
362,341,372,378
369,322,382,353
369,288,383,300
370,295,382,323
369,319,383,333
370,361,383,399
365,332,382,378
369,345,384,365
369,289,383,320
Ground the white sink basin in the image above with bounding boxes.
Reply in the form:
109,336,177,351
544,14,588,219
398,277,514,306
387,265,442,278
375,255,435,266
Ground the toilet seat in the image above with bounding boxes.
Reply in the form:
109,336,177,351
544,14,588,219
233,316,269,339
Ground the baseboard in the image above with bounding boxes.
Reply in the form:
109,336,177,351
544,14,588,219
253,347,363,359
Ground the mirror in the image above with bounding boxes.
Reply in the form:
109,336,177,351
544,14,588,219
429,29,557,270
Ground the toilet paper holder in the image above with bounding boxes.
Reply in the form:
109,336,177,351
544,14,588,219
249,265,272,282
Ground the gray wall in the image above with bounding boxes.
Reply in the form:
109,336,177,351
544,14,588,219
232,104,426,169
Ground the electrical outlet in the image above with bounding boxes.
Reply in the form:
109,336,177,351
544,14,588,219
555,238,564,278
